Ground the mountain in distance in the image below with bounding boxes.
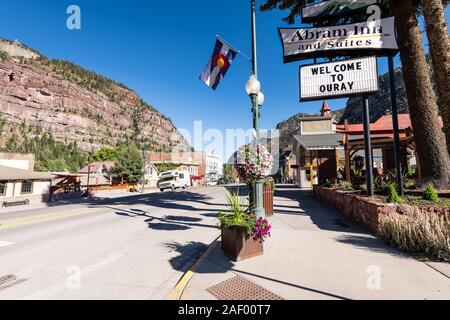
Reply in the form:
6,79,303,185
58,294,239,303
0,38,191,154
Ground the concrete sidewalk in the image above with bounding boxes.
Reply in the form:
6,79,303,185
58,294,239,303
180,184,450,300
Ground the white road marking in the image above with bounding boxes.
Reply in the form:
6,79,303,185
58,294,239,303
0,241,14,248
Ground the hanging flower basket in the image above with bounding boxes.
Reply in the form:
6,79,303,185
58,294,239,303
235,144,273,186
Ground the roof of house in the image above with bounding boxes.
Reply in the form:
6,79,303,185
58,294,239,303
0,165,55,180
337,114,443,134
79,161,115,174
294,134,344,150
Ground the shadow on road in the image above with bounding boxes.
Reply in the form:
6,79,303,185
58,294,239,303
111,206,220,232
45,188,227,211
165,241,209,270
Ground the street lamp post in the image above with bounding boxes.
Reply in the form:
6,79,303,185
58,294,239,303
246,0,265,220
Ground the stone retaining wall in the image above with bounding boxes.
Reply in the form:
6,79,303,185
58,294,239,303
313,186,449,234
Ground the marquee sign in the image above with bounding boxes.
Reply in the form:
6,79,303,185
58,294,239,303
302,0,378,23
300,56,378,102
279,17,398,63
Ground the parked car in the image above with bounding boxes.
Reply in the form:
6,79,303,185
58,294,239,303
217,178,226,185
207,180,218,186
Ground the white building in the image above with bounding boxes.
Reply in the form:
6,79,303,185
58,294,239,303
142,162,159,189
0,152,54,206
205,152,222,181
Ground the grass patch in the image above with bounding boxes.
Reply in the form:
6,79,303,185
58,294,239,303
379,211,450,262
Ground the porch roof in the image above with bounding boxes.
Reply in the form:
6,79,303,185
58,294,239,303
294,134,344,151
0,165,55,181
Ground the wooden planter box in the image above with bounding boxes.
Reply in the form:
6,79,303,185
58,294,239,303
263,184,274,216
221,226,263,262
248,184,274,217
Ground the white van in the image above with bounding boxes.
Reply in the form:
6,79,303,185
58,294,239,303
158,170,191,192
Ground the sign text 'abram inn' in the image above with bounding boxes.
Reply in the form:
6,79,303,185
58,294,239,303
300,56,378,102
279,17,398,63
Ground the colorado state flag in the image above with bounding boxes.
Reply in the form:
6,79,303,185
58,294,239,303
200,38,238,90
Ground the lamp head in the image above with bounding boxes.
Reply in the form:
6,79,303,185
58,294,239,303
245,74,261,96
257,91,265,106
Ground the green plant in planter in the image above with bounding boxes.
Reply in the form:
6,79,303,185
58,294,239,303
336,181,354,191
218,190,255,237
423,183,439,203
387,184,403,204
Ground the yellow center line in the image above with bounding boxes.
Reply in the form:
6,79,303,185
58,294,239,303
0,205,121,231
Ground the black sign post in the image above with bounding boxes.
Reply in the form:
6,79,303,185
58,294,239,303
388,55,404,195
362,96,374,196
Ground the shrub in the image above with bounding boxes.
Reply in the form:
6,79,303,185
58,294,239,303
387,184,403,204
359,184,368,193
0,50,10,61
379,212,450,261
423,184,439,203
335,181,354,191
322,179,334,188
406,165,414,178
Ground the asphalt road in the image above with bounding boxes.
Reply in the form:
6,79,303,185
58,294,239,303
0,186,226,300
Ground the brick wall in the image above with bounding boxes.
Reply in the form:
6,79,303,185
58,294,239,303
313,186,449,234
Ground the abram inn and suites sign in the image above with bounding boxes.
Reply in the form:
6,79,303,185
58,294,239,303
279,17,398,63
300,56,378,102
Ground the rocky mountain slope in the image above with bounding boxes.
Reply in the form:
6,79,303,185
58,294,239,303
276,65,413,153
0,39,190,153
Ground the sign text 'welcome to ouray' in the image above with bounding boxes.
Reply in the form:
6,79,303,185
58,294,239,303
300,56,378,102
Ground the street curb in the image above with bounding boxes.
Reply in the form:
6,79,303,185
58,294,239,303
167,236,220,300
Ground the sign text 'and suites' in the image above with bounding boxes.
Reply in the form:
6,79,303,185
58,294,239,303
279,17,398,63
300,56,378,102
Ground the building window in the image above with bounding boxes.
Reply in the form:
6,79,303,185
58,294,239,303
0,181,6,196
21,181,33,194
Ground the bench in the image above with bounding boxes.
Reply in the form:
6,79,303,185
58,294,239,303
2,199,30,208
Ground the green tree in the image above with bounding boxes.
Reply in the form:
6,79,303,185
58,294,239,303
92,147,117,161
111,144,144,184
261,0,450,186
223,164,238,181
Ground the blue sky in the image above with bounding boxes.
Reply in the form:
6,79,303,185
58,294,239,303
0,1,448,161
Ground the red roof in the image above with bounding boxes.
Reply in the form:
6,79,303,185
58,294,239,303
337,114,443,136
321,100,331,116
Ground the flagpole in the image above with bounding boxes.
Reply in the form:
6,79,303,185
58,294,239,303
215,35,252,64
